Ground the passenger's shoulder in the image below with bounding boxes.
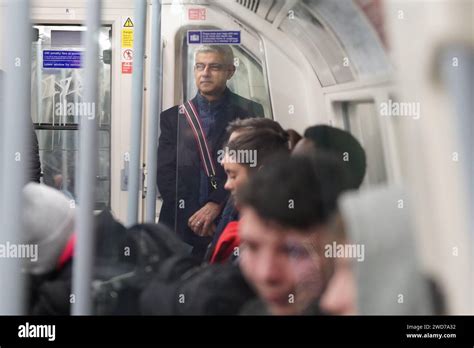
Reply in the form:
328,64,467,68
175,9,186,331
229,92,263,113
159,105,182,131
161,104,180,117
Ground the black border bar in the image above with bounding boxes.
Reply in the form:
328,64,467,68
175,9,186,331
0,315,473,346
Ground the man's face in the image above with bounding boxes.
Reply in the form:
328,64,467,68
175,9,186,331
223,154,249,203
238,207,325,315
194,52,235,96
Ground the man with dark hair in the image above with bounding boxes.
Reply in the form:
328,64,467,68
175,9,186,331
237,154,352,315
293,125,366,189
157,45,264,259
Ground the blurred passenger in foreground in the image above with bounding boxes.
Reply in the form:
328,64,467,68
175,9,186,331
237,154,352,315
319,186,438,315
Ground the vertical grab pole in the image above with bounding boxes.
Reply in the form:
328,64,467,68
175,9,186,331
71,0,101,315
145,0,162,223
127,0,147,226
0,0,31,315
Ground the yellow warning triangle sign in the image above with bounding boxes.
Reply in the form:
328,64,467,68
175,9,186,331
124,17,134,28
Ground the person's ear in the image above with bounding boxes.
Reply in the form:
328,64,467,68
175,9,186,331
227,65,236,80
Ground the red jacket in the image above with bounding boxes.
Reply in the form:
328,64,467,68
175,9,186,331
57,234,76,270
209,221,240,264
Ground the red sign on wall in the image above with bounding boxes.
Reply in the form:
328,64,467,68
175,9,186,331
122,62,132,74
188,8,206,20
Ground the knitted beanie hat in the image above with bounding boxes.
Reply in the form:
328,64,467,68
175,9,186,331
22,183,75,275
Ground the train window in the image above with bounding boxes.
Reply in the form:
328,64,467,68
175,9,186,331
31,25,112,209
279,2,354,86
180,28,272,118
341,101,387,185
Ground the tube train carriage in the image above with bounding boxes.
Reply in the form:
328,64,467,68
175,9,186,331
0,0,472,318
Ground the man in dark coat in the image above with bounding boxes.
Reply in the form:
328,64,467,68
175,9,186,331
157,45,263,258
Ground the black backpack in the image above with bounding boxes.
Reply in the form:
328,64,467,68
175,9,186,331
139,255,256,315
92,221,193,315
29,209,193,315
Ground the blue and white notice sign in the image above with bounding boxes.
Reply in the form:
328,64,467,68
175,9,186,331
43,50,82,69
187,30,241,45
